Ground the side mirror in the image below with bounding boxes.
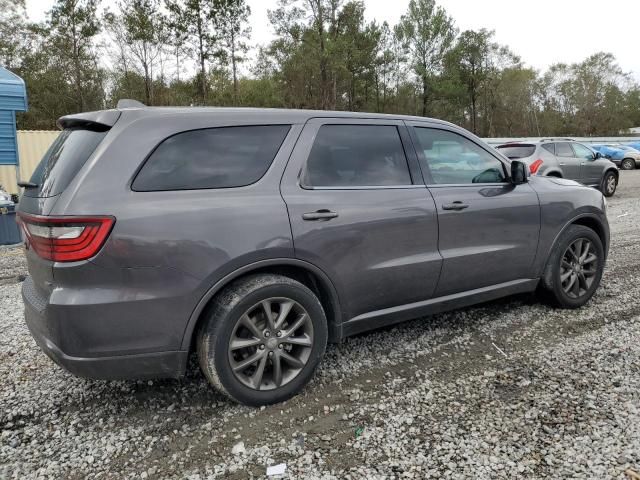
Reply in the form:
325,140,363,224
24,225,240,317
510,160,528,184
594,152,602,160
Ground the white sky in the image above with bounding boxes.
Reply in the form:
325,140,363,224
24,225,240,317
25,0,640,80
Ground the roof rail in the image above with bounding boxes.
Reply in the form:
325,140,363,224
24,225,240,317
117,99,146,109
540,137,575,142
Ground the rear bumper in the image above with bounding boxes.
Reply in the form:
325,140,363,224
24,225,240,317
22,276,188,380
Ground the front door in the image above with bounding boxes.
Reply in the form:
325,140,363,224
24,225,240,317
555,142,582,182
572,142,601,186
407,122,541,297
280,118,442,321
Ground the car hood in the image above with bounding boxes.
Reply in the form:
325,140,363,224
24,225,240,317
544,177,583,187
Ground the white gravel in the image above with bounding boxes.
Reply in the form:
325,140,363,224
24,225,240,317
1,172,640,479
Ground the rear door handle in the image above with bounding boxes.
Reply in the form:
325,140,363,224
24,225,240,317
302,210,339,221
442,202,469,211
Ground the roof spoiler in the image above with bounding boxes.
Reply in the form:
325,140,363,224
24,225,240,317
57,110,121,130
117,99,146,109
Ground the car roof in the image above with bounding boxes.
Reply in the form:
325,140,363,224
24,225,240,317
59,105,458,129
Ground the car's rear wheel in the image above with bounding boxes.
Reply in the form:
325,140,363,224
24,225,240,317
621,158,635,170
540,225,604,308
601,171,617,197
197,274,327,406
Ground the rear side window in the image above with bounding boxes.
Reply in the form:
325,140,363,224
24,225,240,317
133,125,291,191
542,143,555,155
496,144,535,159
555,142,574,157
26,128,107,198
302,125,412,187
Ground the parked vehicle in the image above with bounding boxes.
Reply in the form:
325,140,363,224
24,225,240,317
627,142,640,151
0,185,11,204
496,140,619,197
18,105,610,406
592,144,640,170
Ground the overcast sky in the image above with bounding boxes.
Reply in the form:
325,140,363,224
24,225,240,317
25,0,640,80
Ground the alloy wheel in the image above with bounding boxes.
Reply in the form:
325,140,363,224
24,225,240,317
560,238,598,299
621,159,634,170
605,175,616,195
228,298,314,391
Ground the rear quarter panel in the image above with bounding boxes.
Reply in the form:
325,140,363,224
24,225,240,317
44,112,303,354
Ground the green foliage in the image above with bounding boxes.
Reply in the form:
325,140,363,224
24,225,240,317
396,0,456,116
6,0,639,136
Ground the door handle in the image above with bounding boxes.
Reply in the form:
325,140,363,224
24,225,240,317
442,202,469,211
302,210,339,221
559,162,566,166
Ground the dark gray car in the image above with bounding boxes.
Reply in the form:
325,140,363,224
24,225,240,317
17,106,609,406
496,140,619,197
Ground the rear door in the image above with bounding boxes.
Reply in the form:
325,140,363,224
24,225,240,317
280,118,442,321
407,122,540,297
554,142,582,181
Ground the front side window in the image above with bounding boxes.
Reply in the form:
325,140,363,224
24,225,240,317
572,143,595,160
133,125,291,191
301,125,412,187
413,127,506,184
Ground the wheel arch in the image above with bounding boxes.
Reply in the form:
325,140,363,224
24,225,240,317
547,213,609,266
603,166,619,179
544,169,563,178
181,259,344,352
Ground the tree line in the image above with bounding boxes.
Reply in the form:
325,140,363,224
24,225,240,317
2,0,639,136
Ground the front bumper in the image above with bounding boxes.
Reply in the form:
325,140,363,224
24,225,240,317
22,276,188,380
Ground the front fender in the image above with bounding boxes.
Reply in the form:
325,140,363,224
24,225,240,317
528,177,609,277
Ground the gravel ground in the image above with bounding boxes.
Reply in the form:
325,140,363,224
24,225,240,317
1,172,640,479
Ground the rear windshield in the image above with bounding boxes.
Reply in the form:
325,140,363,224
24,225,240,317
25,128,107,198
496,145,536,159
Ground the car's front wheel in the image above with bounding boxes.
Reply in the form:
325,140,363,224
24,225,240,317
540,225,604,308
621,158,635,170
601,171,617,197
197,274,327,406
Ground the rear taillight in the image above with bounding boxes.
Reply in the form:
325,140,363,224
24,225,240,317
529,159,544,174
17,214,115,262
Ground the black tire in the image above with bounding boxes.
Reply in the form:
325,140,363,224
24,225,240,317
621,158,635,170
600,171,617,197
540,225,604,308
197,274,327,406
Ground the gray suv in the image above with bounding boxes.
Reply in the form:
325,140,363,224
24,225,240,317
496,140,619,197
17,107,609,406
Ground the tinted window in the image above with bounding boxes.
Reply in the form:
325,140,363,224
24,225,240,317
542,143,555,155
555,142,574,157
27,128,107,198
133,125,290,191
413,128,506,184
572,143,595,159
496,144,535,159
302,125,411,187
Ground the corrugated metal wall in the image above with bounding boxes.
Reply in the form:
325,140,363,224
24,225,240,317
0,131,59,194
